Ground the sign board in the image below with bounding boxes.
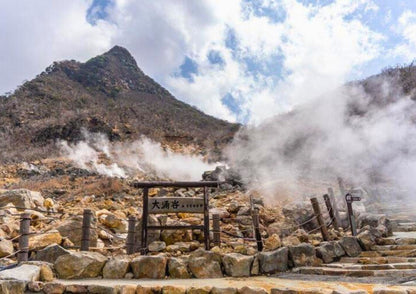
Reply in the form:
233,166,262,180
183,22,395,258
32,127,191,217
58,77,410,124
346,194,361,203
148,197,204,214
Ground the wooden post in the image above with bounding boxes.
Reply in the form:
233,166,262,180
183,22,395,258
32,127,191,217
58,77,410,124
310,197,329,241
212,214,220,247
346,194,358,236
328,187,341,227
141,187,149,254
323,194,339,230
18,212,30,262
252,209,263,252
203,186,210,250
126,216,136,255
81,209,92,251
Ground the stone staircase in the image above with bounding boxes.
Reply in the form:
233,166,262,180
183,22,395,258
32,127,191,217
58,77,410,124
282,223,416,285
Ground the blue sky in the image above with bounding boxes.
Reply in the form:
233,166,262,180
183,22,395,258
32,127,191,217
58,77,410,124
2,0,416,124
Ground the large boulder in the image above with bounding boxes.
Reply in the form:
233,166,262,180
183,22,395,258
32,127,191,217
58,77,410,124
103,257,130,279
358,213,393,237
34,244,70,263
97,210,127,233
188,249,223,278
56,217,98,247
338,237,362,257
288,243,316,267
168,257,191,279
131,255,167,279
29,230,62,250
316,241,345,263
0,264,41,281
54,251,107,279
258,247,289,274
222,253,254,277
0,189,44,209
0,238,14,257
263,234,281,251
357,228,380,251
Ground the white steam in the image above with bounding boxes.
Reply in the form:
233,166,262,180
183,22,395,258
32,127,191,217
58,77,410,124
226,75,416,203
59,130,216,180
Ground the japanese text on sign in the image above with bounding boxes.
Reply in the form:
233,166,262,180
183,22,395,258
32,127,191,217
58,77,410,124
148,197,204,214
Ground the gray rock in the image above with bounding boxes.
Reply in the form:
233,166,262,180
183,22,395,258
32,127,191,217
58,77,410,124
258,247,289,274
222,253,254,277
358,213,392,237
131,255,167,279
188,249,222,278
316,241,345,263
102,257,130,279
288,243,315,267
338,237,362,257
55,251,107,279
357,229,377,251
34,243,70,263
0,264,40,281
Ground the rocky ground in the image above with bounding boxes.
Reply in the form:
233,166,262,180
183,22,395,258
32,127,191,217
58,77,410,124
0,157,405,293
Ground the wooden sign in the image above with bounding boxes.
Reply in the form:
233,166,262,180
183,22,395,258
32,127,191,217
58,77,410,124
133,181,221,253
148,197,204,214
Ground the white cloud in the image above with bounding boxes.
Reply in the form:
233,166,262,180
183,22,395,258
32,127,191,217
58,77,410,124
393,10,416,61
0,0,115,94
0,0,388,124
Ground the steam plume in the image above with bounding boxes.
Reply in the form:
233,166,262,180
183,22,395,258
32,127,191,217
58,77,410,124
226,74,416,204
59,129,216,180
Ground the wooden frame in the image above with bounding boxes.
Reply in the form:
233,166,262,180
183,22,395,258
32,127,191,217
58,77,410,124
133,181,221,253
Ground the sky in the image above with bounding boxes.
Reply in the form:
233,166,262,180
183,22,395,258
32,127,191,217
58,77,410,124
1,0,416,124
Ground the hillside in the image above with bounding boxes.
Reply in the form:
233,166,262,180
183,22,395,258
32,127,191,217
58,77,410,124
0,46,240,162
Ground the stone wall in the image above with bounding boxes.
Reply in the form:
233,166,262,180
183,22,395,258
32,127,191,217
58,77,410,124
50,235,365,280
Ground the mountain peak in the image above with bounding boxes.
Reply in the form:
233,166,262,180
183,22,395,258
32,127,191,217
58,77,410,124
102,45,141,71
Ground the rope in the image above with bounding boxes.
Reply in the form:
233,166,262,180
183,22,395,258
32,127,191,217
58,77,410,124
295,215,317,228
6,234,21,242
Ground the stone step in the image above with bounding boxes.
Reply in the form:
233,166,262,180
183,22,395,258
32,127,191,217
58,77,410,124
294,266,416,278
325,262,416,270
371,245,416,251
360,250,416,257
339,256,416,264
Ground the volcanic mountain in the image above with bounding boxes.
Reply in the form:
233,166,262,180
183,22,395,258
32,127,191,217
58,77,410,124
0,46,240,162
